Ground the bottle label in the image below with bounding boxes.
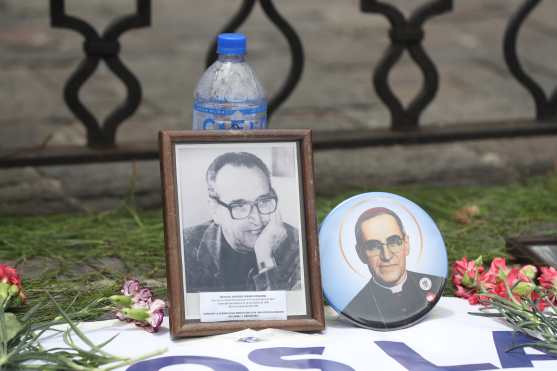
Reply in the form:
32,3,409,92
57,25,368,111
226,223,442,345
194,102,267,130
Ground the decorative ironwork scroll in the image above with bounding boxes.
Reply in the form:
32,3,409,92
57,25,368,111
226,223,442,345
50,0,151,147
205,0,304,120
504,0,556,121
361,0,453,130
5,0,554,169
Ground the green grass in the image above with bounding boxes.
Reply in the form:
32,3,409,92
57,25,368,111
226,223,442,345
1,173,557,319
319,174,557,269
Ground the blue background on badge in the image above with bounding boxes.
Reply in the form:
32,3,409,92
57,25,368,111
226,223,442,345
319,192,448,313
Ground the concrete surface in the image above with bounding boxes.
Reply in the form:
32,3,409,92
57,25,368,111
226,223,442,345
1,0,557,214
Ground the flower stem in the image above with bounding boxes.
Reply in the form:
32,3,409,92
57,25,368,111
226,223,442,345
46,293,116,360
101,347,167,371
0,304,8,360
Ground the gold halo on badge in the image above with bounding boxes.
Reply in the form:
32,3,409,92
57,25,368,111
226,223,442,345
339,196,425,278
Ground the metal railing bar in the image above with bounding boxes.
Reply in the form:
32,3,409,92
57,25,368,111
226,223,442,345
2,119,556,168
259,0,304,118
503,0,557,121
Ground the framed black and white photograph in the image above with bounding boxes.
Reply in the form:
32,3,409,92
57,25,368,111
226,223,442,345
159,130,324,338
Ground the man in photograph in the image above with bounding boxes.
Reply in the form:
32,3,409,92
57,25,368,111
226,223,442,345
343,207,444,329
183,151,301,293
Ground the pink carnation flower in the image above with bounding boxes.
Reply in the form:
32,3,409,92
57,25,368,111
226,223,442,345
481,261,545,310
539,266,557,290
538,266,557,305
133,287,153,304
122,279,141,297
132,299,166,333
480,257,507,287
452,257,484,304
115,280,166,333
453,256,555,311
0,263,26,303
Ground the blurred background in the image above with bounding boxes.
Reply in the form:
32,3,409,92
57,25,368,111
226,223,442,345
1,0,557,215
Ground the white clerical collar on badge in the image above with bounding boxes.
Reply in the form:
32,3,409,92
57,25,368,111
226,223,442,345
318,192,448,331
373,271,407,294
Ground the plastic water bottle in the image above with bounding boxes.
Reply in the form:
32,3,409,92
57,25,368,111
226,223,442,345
193,33,267,130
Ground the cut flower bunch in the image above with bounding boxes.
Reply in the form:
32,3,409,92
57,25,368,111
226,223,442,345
110,279,165,333
452,256,557,354
0,263,166,370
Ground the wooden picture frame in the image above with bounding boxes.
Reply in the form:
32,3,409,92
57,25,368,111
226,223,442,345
507,234,557,267
159,130,324,338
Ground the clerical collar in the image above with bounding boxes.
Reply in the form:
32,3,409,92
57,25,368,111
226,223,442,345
373,271,408,293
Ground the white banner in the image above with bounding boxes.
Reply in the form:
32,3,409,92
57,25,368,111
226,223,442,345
40,297,557,370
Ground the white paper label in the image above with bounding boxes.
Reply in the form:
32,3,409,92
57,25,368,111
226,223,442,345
199,291,287,322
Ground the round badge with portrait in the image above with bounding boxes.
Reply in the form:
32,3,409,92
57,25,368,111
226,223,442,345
319,192,447,330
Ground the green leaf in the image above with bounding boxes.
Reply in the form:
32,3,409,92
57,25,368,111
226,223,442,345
462,271,475,288
512,282,535,296
0,283,10,301
1,313,22,342
122,307,149,322
109,295,133,307
519,265,537,280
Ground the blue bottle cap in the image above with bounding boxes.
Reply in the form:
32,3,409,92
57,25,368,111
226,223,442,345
319,192,448,330
217,33,246,55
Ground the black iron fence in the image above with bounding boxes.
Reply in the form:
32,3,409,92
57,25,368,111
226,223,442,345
0,0,556,168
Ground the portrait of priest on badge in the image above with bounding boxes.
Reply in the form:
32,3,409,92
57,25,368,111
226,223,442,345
319,193,448,331
344,206,445,329
173,141,311,322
